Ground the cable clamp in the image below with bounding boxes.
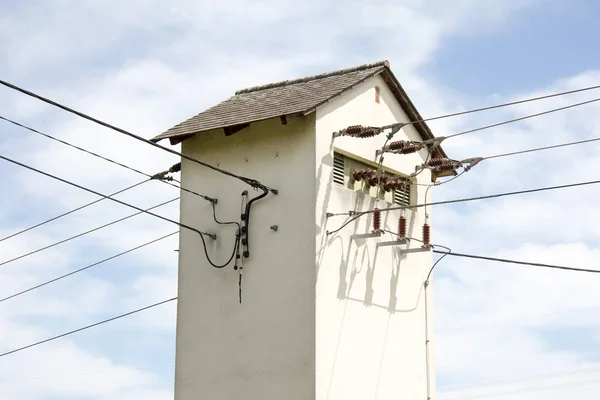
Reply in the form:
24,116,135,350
423,136,446,147
461,157,483,172
386,123,406,140
168,162,182,173
204,232,217,240
150,171,169,180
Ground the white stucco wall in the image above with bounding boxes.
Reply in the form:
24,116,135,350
174,115,317,400
315,74,435,400
174,73,435,400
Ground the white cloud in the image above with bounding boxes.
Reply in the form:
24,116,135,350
2,0,598,399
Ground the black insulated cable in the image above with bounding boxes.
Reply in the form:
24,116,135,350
0,232,178,303
0,297,178,358
0,115,217,204
0,79,276,193
0,179,149,242
0,153,214,239
0,198,179,268
435,250,600,274
0,153,242,269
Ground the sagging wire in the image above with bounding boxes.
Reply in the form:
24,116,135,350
0,78,278,194
211,202,240,229
0,232,178,304
155,162,241,269
332,83,600,138
204,231,240,269
0,197,179,268
0,179,149,243
0,115,218,205
0,153,243,270
327,177,600,223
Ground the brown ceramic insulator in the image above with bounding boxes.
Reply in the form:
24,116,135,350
422,223,431,245
399,216,407,238
434,163,457,172
427,158,446,167
358,129,377,138
373,208,381,232
352,169,362,181
400,145,420,154
346,125,362,134
388,141,407,150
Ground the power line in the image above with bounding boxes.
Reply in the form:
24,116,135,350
0,153,242,269
440,365,600,393
0,153,212,238
402,84,600,127
479,135,600,161
445,96,600,139
326,177,600,226
0,78,275,192
0,198,178,268
0,179,148,243
0,115,216,204
434,250,600,274
0,232,177,304
445,377,600,400
0,297,177,358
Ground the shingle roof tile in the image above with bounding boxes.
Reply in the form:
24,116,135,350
151,62,388,143
150,60,451,166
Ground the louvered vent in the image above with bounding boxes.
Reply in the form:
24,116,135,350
333,152,345,186
394,184,411,206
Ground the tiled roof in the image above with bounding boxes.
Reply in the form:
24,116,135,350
151,61,388,144
151,61,446,162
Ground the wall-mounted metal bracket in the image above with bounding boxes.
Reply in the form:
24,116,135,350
396,245,432,255
351,231,383,241
376,238,408,248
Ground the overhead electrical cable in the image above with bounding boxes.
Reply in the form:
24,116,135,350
445,96,600,140
444,377,600,400
0,198,179,268
0,153,239,268
0,232,177,304
0,115,216,204
411,132,600,186
0,153,210,237
326,178,600,235
403,83,600,126
340,86,600,148
433,250,600,274
440,365,600,393
0,297,177,358
0,79,275,192
0,179,148,242
329,177,600,219
477,135,600,161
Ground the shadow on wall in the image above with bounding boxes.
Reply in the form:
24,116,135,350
318,182,424,314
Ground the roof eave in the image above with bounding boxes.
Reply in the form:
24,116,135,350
378,68,449,160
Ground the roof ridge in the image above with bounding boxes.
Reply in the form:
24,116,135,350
234,60,390,95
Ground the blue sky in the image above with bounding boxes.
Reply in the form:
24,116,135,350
1,1,600,399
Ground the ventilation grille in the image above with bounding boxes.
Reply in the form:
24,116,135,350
394,184,411,206
333,152,345,186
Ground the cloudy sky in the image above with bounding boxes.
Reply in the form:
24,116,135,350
1,0,600,399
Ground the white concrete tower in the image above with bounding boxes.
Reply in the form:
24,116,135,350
151,61,450,400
